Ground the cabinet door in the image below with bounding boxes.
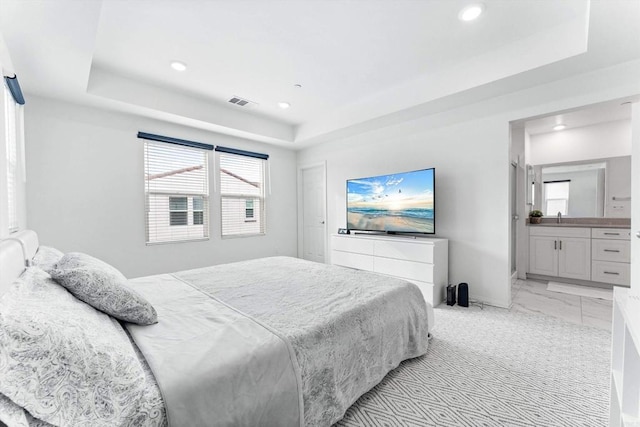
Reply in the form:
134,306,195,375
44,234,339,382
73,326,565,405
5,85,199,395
558,237,591,280
529,236,558,276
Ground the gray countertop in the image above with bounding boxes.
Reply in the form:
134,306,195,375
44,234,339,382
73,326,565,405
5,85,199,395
528,223,630,229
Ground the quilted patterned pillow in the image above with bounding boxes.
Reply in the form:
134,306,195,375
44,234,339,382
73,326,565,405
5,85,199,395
31,245,63,272
0,267,159,427
50,252,158,325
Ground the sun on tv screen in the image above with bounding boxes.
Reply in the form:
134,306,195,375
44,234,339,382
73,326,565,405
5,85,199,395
347,168,435,234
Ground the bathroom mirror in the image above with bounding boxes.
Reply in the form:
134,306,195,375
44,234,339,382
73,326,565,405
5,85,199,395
530,156,630,218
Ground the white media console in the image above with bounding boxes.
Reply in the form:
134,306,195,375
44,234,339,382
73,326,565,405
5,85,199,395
330,233,449,306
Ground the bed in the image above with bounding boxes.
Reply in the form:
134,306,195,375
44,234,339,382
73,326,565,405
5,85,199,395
0,230,432,427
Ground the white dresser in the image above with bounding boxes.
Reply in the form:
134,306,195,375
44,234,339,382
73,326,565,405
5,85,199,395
330,234,448,306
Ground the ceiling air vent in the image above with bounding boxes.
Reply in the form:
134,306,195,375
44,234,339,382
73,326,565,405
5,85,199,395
228,96,258,109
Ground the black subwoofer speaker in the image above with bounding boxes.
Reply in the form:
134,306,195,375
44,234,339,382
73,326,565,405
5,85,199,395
458,283,469,307
446,284,456,306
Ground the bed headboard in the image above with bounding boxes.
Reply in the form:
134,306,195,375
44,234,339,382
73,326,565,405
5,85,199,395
4,230,39,266
0,239,25,297
0,230,40,297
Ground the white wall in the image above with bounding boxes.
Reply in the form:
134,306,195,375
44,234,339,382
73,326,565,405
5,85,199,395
297,59,640,308
25,96,298,277
299,115,511,307
529,119,631,165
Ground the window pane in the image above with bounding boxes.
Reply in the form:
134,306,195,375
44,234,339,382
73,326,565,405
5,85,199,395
145,141,210,243
169,196,188,211
4,83,18,233
193,211,204,225
546,199,567,216
221,197,264,235
545,181,569,199
544,181,569,216
219,152,266,237
245,199,254,219
193,196,203,211
170,211,188,226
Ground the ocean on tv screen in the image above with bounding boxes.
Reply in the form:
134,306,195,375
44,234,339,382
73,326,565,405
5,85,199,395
347,169,434,233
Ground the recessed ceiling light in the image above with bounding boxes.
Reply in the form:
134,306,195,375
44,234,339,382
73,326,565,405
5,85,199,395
278,102,291,109
294,84,302,89
458,3,485,21
553,124,567,131
170,61,187,71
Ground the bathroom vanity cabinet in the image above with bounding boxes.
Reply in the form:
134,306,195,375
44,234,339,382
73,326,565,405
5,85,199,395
529,227,591,280
528,226,631,286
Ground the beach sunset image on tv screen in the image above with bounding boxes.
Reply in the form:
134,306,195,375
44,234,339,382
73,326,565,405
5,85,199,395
347,168,435,234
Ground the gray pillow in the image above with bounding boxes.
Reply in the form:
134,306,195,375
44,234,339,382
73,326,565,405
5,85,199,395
50,252,158,325
31,245,63,272
0,267,161,427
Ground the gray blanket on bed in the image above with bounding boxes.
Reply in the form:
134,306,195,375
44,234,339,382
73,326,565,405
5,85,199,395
174,256,430,426
127,273,302,427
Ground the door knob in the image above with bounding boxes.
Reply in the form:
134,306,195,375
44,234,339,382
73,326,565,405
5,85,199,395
636,231,640,239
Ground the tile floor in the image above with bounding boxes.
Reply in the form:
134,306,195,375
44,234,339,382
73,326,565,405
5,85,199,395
510,279,613,331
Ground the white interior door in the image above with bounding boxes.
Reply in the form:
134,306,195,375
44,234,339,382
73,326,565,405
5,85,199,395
301,164,326,263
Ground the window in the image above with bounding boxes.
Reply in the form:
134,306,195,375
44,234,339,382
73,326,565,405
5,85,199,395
217,147,268,237
245,199,255,220
4,80,19,233
193,196,204,225
143,136,211,244
169,196,188,226
544,181,569,216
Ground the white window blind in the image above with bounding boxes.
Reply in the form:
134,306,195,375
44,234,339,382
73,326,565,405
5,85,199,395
218,152,266,237
544,181,569,216
144,140,210,243
4,82,18,233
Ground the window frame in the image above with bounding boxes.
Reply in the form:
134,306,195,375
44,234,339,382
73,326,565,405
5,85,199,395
143,137,211,244
3,80,19,234
543,180,570,216
217,151,267,238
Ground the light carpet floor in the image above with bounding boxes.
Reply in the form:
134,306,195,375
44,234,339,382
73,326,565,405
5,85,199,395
335,305,611,426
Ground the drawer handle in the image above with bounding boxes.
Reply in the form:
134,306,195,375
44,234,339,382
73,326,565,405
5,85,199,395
604,271,620,275
603,249,621,253
604,232,620,236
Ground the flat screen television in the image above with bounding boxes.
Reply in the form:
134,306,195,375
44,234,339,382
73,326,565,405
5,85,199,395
347,168,435,235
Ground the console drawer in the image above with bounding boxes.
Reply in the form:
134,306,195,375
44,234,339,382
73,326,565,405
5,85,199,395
331,251,374,271
331,235,374,254
374,240,434,263
374,257,434,283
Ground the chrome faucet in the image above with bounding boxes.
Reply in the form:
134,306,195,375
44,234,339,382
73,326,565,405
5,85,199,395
557,212,562,224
